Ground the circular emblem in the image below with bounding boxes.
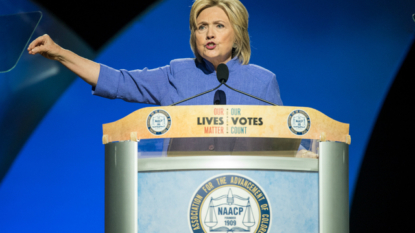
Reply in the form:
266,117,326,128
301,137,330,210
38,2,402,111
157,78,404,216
189,174,271,233
287,110,311,135
146,109,172,135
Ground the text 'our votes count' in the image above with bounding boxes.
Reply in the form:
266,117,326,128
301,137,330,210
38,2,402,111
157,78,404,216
197,108,263,126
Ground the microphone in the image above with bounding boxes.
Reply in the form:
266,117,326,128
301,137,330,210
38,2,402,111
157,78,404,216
169,64,228,106
217,64,229,84
212,64,228,105
214,90,226,105
217,64,278,106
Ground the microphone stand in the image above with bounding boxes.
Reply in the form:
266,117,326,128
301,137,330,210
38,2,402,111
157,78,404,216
169,83,223,106
223,83,277,106
169,63,279,106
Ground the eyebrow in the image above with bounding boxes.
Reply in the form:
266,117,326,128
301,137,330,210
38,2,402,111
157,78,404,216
197,20,226,25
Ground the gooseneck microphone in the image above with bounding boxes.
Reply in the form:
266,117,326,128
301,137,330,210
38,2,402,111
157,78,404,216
169,63,278,106
213,64,228,105
217,64,278,106
169,65,228,106
217,63,229,84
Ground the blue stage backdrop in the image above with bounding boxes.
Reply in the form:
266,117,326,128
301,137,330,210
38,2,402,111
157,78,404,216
1,0,415,232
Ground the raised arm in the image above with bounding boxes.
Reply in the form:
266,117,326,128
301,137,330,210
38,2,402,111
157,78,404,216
28,34,100,86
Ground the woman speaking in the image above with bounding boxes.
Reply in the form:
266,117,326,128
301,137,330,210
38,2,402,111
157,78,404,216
28,0,282,107
28,0,315,157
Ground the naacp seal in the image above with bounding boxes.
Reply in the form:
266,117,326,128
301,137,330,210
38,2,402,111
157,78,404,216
287,110,311,135
189,174,271,233
146,109,172,135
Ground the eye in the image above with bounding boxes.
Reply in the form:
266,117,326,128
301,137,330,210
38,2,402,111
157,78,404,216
217,24,224,28
198,25,206,30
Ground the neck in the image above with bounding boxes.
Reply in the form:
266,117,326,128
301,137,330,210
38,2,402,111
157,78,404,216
206,57,233,71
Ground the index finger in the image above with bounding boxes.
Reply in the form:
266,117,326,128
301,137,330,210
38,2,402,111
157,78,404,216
27,35,47,51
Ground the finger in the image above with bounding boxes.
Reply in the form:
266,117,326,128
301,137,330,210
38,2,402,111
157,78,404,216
30,45,46,55
28,37,45,51
296,149,306,158
306,151,318,159
27,34,49,51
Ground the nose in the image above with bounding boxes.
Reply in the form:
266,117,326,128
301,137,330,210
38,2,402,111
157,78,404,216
206,27,215,39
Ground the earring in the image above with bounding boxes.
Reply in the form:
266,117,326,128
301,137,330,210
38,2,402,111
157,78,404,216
233,43,237,49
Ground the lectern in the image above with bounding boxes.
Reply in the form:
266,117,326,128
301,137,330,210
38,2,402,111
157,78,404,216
102,105,350,233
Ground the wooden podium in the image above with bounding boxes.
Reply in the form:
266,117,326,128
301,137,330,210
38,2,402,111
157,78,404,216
102,105,350,233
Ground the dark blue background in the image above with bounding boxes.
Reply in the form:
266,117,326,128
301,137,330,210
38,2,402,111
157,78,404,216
1,0,414,232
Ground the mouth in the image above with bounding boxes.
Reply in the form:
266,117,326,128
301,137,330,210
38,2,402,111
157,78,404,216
205,42,216,50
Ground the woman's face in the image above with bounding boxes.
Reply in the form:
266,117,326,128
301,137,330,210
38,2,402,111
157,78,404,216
195,6,235,68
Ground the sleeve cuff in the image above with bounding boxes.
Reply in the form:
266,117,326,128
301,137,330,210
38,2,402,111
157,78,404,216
91,64,120,99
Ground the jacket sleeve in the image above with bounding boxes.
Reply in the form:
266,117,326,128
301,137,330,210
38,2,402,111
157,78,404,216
266,74,283,106
92,64,171,105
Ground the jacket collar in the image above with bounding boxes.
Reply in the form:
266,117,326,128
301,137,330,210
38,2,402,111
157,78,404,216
202,56,241,73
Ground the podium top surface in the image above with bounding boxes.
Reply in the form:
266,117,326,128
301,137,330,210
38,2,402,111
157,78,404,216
102,105,350,145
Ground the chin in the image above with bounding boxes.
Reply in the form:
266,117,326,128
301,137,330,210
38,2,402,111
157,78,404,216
202,54,221,61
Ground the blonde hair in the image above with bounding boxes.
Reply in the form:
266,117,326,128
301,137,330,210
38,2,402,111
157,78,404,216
189,0,250,65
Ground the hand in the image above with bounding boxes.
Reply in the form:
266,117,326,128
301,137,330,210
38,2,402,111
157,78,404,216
296,149,319,159
27,34,99,86
28,34,63,60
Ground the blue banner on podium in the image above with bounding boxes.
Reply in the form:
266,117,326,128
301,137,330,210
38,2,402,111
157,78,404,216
137,170,318,233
